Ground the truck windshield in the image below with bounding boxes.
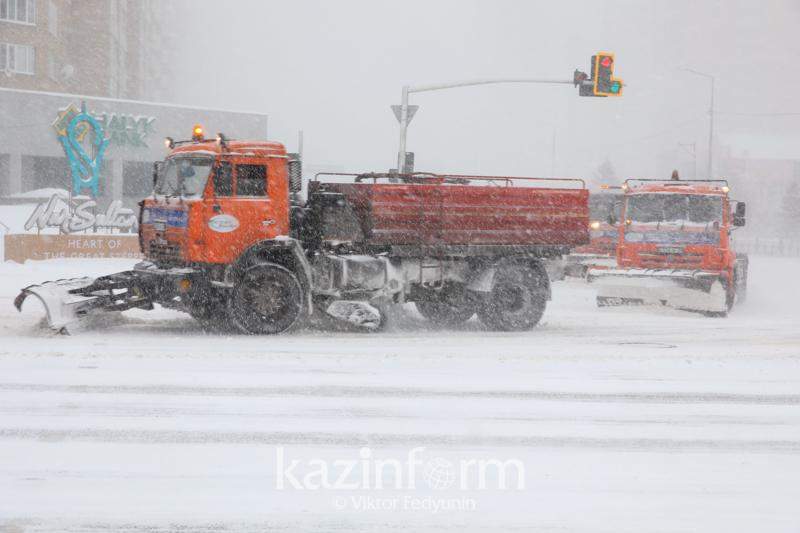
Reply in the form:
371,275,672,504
626,193,723,225
155,156,213,198
589,193,622,222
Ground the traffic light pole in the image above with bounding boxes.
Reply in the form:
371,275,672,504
396,77,574,174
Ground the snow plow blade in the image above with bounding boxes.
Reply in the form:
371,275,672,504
587,268,729,314
564,253,616,278
14,272,155,333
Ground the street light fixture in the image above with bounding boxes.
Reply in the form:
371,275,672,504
678,141,697,179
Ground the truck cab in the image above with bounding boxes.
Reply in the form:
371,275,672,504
617,181,743,272
588,178,748,315
141,135,297,268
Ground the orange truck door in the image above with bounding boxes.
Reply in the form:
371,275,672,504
203,159,278,264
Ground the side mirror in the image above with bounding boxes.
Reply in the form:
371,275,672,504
152,161,162,187
733,201,746,227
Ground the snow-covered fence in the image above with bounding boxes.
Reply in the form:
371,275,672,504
735,237,800,257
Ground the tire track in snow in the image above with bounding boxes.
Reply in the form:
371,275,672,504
1,382,799,405
1,427,799,453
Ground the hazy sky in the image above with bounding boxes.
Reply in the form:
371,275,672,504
160,0,800,183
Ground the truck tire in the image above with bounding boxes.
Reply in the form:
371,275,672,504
704,278,734,318
736,275,748,304
735,255,748,304
189,304,235,332
187,288,233,331
415,299,475,326
229,262,305,335
478,263,548,331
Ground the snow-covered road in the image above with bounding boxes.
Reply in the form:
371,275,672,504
1,257,799,531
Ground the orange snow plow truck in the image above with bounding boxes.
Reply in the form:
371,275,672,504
16,128,590,334
587,177,748,316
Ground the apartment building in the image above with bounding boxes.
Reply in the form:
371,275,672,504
0,2,269,207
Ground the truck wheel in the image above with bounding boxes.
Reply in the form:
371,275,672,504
726,283,735,312
187,289,233,331
189,303,235,332
415,299,475,326
478,263,548,331
736,276,747,304
735,257,748,304
229,263,304,334
704,278,733,318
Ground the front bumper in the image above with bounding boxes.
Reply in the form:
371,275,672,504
131,261,209,309
587,268,728,313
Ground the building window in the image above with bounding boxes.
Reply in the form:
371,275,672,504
0,43,35,74
123,161,155,200
0,0,36,24
27,155,70,192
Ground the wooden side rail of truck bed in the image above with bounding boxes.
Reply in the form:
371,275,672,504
309,172,590,249
314,172,586,189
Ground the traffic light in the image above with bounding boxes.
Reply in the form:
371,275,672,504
592,53,623,96
574,69,595,97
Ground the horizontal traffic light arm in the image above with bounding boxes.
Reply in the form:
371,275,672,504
406,77,575,94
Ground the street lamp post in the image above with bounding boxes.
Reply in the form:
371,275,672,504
395,77,575,173
683,68,715,179
678,141,697,179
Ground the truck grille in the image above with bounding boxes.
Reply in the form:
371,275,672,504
638,251,704,269
147,240,184,266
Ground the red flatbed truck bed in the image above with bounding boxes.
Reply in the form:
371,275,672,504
310,173,589,255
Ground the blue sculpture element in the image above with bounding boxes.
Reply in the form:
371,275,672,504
55,102,109,197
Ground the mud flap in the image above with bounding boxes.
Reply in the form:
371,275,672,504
14,278,104,334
